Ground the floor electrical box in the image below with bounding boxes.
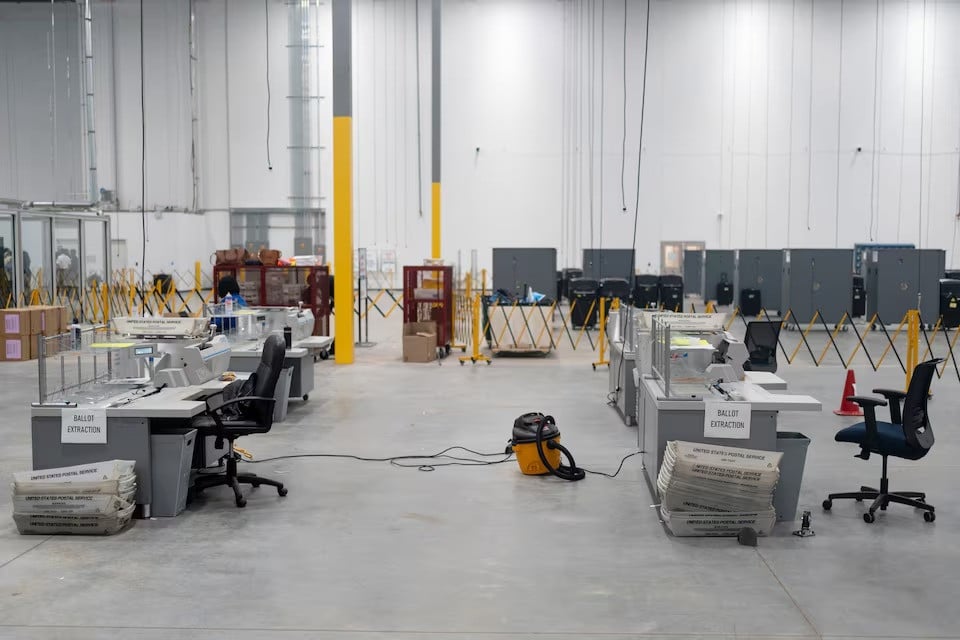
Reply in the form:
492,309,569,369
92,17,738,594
781,249,853,325
737,250,783,313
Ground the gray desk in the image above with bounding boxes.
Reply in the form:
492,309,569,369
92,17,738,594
228,344,314,401
744,371,788,390
609,340,637,426
637,376,820,521
31,380,231,517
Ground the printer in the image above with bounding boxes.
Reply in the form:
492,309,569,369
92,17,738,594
112,317,231,388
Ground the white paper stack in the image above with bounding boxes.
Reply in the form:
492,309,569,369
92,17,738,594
11,460,137,535
658,441,782,537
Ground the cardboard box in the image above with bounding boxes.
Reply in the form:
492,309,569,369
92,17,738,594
402,321,437,363
1,335,34,361
61,306,71,329
29,305,61,336
2,309,41,337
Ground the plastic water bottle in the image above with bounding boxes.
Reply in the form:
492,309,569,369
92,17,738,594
224,293,234,315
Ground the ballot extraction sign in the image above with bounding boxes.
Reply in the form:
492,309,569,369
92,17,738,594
61,409,107,444
703,401,751,439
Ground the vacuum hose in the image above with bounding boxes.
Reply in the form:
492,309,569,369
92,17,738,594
535,415,586,482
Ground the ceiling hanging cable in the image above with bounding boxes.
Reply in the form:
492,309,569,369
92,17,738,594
833,0,844,248
628,0,651,284
917,0,927,250
140,0,147,302
868,0,881,241
786,0,796,246
588,0,595,256
805,0,814,231
619,0,627,213
598,0,605,259
923,0,937,249
414,0,423,217
560,0,568,266
264,0,273,170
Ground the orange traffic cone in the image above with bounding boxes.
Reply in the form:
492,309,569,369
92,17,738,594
833,369,864,416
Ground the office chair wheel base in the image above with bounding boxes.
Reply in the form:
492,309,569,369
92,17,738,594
236,497,247,508
863,512,876,523
924,511,935,523
822,499,832,511
277,487,288,497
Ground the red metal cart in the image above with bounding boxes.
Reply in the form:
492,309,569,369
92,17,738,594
403,265,453,352
213,264,331,336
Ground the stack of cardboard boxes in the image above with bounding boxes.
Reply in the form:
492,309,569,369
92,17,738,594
0,306,69,362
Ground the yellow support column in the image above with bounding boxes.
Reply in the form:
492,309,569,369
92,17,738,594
430,0,441,259
101,283,110,324
905,309,920,389
460,292,490,366
431,184,441,259
332,0,355,364
593,297,612,370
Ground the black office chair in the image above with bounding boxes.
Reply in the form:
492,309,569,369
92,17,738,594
822,359,940,523
192,334,289,508
742,320,780,373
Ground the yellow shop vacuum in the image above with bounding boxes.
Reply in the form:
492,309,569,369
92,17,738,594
509,413,585,481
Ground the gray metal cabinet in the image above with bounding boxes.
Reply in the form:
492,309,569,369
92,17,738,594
492,248,558,298
683,249,704,297
866,249,944,323
867,249,919,323
781,249,853,325
737,249,783,312
582,249,634,282
920,249,946,322
704,250,736,303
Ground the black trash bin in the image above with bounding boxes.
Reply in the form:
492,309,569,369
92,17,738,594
740,289,762,317
562,268,583,301
599,277,631,302
633,275,659,309
569,278,599,328
715,274,734,306
658,275,683,311
852,275,866,318
940,279,960,328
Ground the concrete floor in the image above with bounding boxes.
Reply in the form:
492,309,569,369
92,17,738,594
1,320,959,639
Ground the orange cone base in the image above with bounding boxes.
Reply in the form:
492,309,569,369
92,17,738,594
833,370,864,417
833,407,864,417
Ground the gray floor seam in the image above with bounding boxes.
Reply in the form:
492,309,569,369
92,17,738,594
0,537,52,572
755,547,823,640
0,625,824,637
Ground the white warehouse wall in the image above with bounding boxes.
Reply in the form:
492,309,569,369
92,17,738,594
5,0,960,277
442,0,960,273
0,3,87,203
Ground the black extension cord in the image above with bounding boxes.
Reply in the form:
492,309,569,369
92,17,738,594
240,445,641,478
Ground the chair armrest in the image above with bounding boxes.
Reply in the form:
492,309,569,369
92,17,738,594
203,388,227,412
872,388,906,400
872,389,904,424
198,396,278,431
210,396,277,414
846,396,887,408
844,397,884,457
